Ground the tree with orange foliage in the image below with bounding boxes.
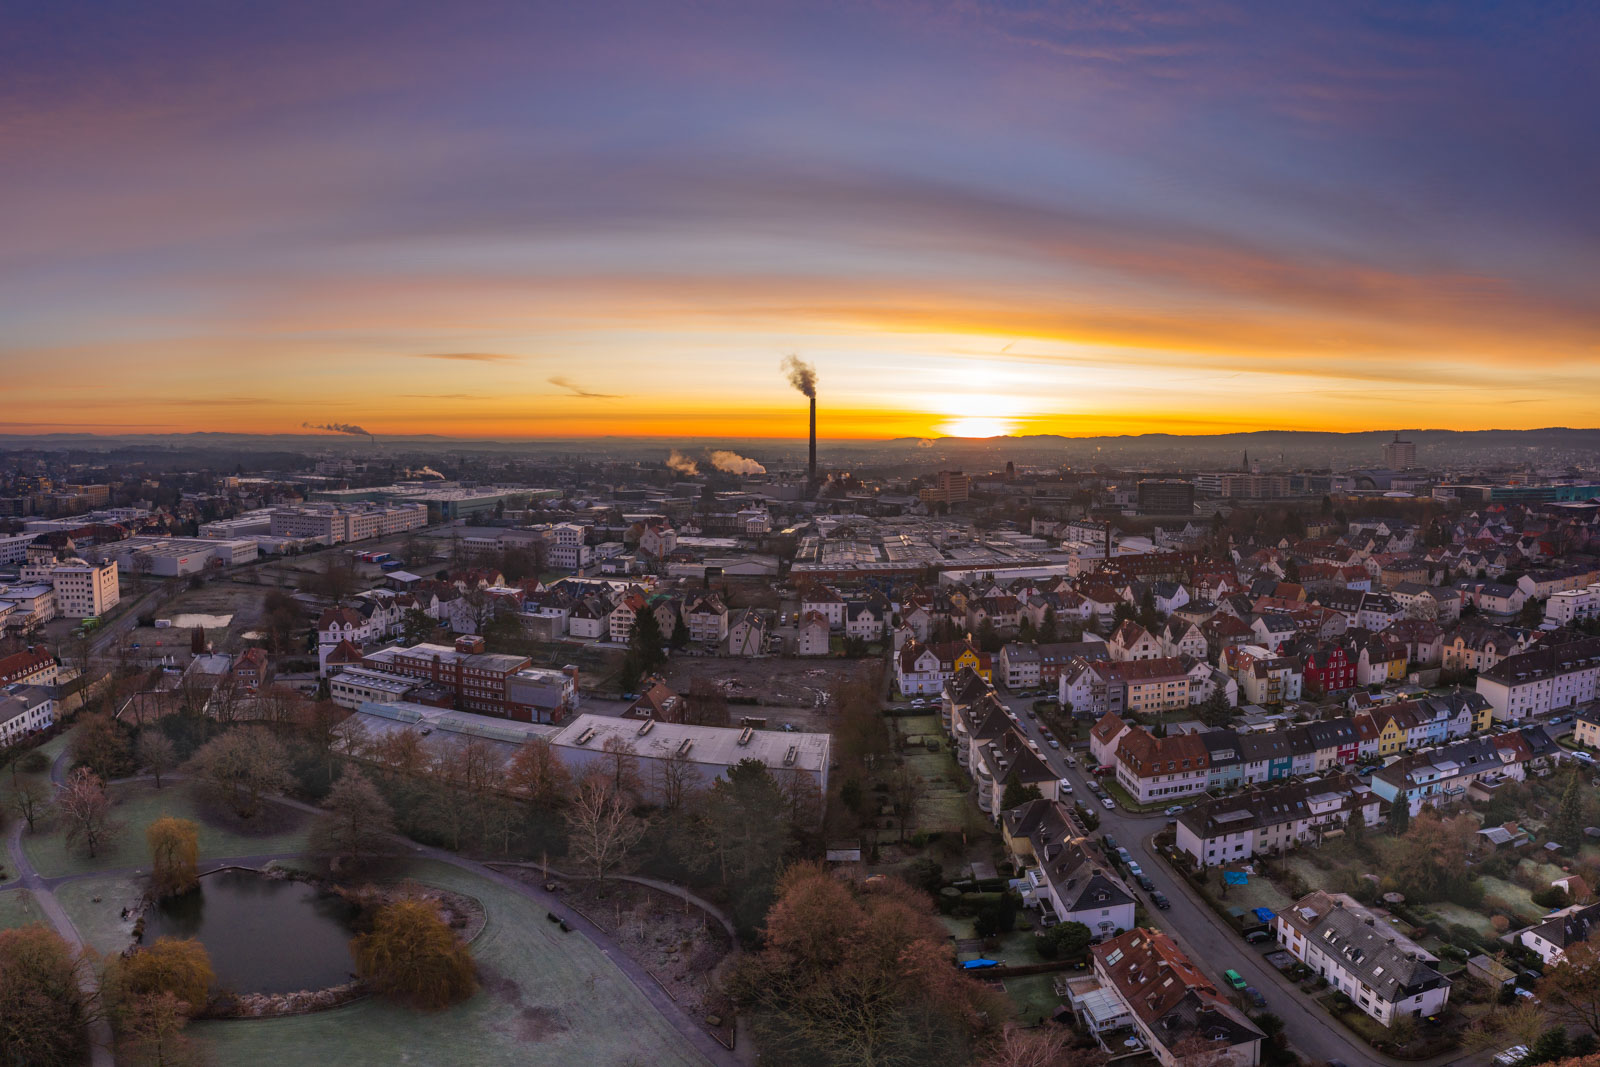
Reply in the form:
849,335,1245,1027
147,817,200,898
104,937,215,1018
352,899,477,1010
728,862,1005,1066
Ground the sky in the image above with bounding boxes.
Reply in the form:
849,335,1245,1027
3,0,1598,440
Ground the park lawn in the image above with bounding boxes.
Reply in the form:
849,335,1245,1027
23,781,312,879
0,888,46,931
193,860,713,1067
55,875,145,955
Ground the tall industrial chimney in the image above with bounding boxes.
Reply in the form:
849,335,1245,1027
809,396,817,486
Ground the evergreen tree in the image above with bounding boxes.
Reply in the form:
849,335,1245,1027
1553,769,1585,852
1199,690,1233,727
1001,772,1039,811
1387,797,1410,836
1039,607,1058,643
1137,590,1159,631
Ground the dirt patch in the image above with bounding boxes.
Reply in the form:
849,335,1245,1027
517,1005,571,1041
481,969,573,1041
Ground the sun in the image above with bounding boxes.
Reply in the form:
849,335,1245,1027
933,393,1023,438
938,416,1017,438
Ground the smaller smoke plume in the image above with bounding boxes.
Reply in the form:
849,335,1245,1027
781,354,816,398
709,450,766,475
666,449,700,476
303,421,370,436
916,438,935,448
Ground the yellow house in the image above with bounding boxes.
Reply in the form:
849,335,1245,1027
1375,714,1406,757
1387,655,1408,682
1574,710,1600,749
1472,701,1495,734
951,643,990,681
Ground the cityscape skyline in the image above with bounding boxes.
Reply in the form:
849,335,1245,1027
5,1,1598,439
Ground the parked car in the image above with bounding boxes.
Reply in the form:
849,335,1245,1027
1126,861,1143,877
1223,969,1246,990
1101,796,1115,809
1058,778,1073,794
1150,891,1170,910
1064,754,1076,765
1494,1047,1530,1066
1244,930,1272,944
1244,986,1267,1009
1048,740,1060,749
1165,805,1187,816
1103,834,1119,851
1136,874,1154,891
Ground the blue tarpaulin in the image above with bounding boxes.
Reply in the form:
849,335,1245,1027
962,959,1000,970
1254,908,1276,922
1224,871,1250,885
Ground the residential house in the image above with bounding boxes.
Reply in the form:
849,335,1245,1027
1004,800,1136,940
1175,776,1379,867
999,642,1042,690
844,601,886,642
0,646,58,687
1108,620,1163,661
1114,728,1211,805
1517,903,1600,965
800,585,846,630
1274,892,1451,1026
725,608,769,657
683,594,729,645
796,611,831,657
1091,929,1264,1067
1477,636,1600,721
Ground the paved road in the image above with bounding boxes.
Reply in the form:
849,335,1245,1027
992,689,1502,1067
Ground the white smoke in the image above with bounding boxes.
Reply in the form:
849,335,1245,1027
666,450,700,476
709,450,766,475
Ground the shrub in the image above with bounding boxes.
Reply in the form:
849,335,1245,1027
1491,915,1511,933
1531,885,1570,910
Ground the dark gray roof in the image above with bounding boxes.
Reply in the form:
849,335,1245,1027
1283,893,1449,1003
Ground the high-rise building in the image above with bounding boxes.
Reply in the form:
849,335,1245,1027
1136,479,1196,515
919,470,971,505
1384,433,1416,470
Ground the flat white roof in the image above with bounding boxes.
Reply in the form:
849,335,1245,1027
549,712,830,773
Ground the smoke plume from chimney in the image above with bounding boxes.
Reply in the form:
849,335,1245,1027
302,421,370,437
781,354,816,398
709,450,766,475
665,449,700,475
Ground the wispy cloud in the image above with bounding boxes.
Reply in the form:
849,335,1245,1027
548,376,621,399
410,352,520,363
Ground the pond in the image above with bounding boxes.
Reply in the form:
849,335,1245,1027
142,869,359,995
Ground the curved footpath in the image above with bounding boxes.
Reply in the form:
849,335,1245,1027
1,755,746,1067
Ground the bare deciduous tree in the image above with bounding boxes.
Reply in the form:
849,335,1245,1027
136,729,176,789
58,766,121,858
191,727,292,819
566,771,646,884
310,768,395,865
8,777,48,832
